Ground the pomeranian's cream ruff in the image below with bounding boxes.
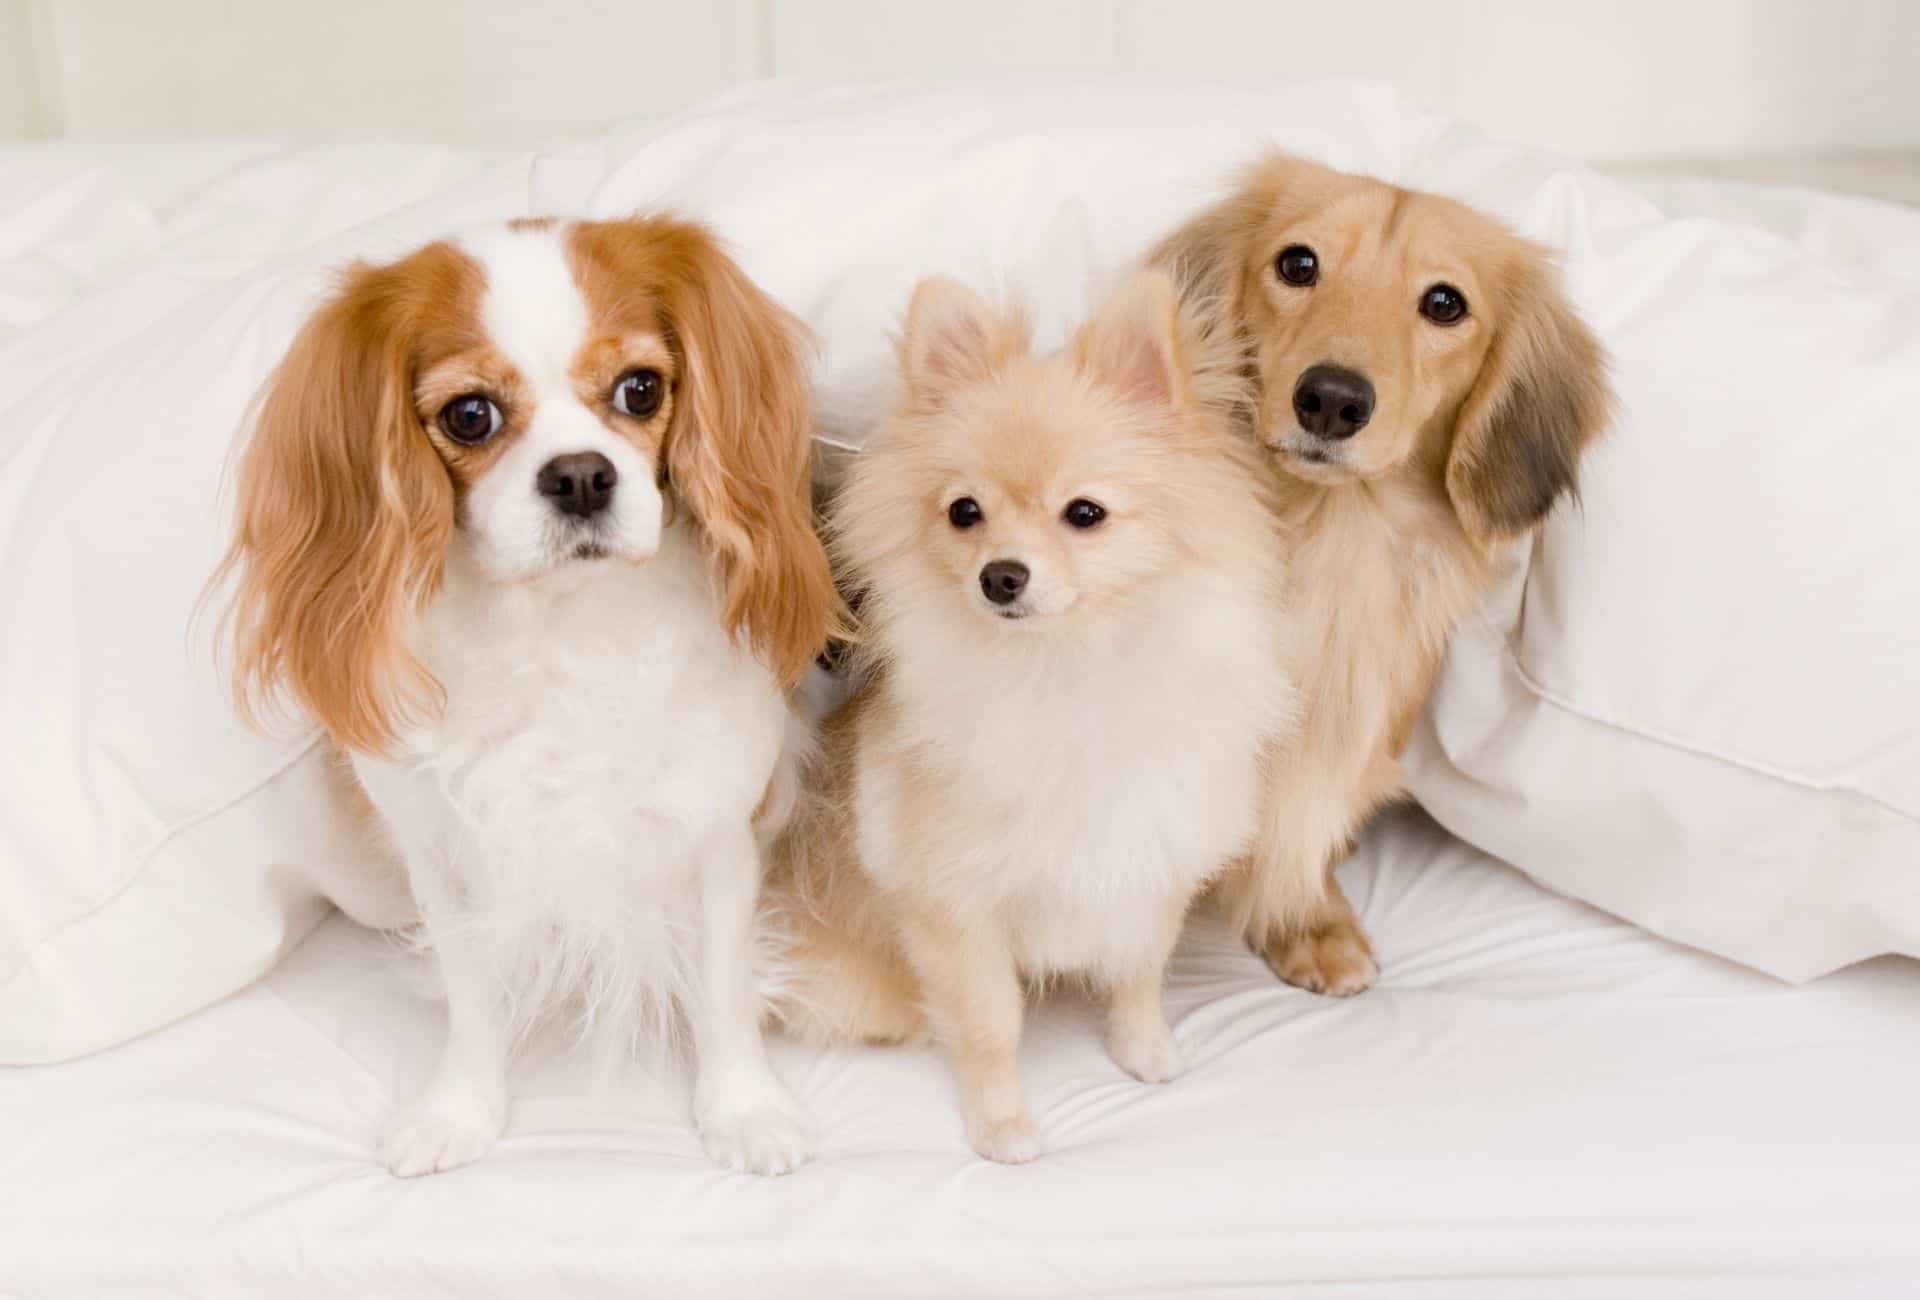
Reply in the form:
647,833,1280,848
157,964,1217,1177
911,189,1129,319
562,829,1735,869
219,216,838,1177
1152,154,1612,994
766,270,1298,1162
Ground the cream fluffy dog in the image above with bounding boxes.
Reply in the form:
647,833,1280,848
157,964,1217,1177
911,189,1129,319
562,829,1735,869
766,269,1297,1162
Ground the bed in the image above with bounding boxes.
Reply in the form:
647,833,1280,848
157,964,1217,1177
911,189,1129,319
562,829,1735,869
3,83,1918,1297
5,807,1918,1296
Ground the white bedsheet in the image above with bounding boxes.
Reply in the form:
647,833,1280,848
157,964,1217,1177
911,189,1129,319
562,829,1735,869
4,806,1918,1298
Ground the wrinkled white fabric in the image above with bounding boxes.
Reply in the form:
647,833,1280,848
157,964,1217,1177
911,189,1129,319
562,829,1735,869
2,808,1916,1296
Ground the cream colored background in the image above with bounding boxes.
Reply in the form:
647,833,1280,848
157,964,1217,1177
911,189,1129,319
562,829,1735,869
3,0,1919,164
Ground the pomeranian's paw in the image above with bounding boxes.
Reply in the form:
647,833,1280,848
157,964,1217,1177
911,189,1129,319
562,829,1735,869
966,1112,1041,1165
699,1092,813,1176
1264,918,1378,997
383,1086,506,1177
1107,1019,1187,1085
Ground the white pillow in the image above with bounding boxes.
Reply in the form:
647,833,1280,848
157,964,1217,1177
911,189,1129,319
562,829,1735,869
4,81,1913,1064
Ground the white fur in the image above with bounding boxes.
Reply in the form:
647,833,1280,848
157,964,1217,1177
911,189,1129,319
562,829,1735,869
362,224,808,1178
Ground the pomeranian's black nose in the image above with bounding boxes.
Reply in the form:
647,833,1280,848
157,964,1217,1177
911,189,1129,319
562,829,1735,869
1292,364,1375,440
538,452,618,517
979,560,1029,605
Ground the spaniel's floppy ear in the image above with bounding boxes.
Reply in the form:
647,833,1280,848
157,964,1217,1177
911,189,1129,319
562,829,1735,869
654,224,840,687
899,276,1029,410
1446,247,1611,544
216,249,461,755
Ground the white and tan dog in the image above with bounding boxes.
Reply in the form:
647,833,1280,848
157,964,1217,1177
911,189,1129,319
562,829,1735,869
219,216,838,1177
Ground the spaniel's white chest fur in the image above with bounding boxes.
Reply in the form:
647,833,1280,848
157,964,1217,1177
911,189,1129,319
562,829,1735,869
352,519,784,1022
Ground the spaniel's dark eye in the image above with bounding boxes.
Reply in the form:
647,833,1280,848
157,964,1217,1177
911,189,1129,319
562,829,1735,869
438,394,502,445
1275,245,1319,287
1063,498,1107,530
947,497,983,529
1419,284,1468,325
613,368,665,419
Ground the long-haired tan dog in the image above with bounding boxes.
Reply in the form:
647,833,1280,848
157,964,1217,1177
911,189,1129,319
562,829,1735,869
1151,154,1611,994
767,269,1297,1162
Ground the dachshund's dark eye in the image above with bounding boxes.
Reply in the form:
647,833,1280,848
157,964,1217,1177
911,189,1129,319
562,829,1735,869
613,369,665,418
948,497,983,529
438,394,502,445
1062,499,1106,530
1275,245,1319,287
1419,284,1468,325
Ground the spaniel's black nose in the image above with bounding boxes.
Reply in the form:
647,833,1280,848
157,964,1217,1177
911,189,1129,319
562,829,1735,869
538,452,618,517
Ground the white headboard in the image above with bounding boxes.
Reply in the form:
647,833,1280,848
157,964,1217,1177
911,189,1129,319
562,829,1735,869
7,0,1920,163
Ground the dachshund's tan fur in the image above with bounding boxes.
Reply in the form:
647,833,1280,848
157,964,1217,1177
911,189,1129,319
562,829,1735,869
1152,154,1610,992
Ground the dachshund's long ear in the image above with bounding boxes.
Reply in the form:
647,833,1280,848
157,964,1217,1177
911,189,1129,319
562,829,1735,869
653,223,840,686
216,248,464,754
1447,246,1611,544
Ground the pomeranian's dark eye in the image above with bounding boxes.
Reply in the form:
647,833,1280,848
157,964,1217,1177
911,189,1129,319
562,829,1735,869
613,368,665,418
1063,498,1107,530
1275,245,1319,286
1419,284,1468,325
947,497,983,529
438,394,502,445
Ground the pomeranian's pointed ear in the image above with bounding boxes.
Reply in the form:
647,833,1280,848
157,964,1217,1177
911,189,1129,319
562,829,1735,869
900,276,1020,405
1070,270,1183,411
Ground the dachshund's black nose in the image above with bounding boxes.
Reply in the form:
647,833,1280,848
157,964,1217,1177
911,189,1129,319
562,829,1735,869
979,560,1029,605
1293,365,1375,441
538,452,618,517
